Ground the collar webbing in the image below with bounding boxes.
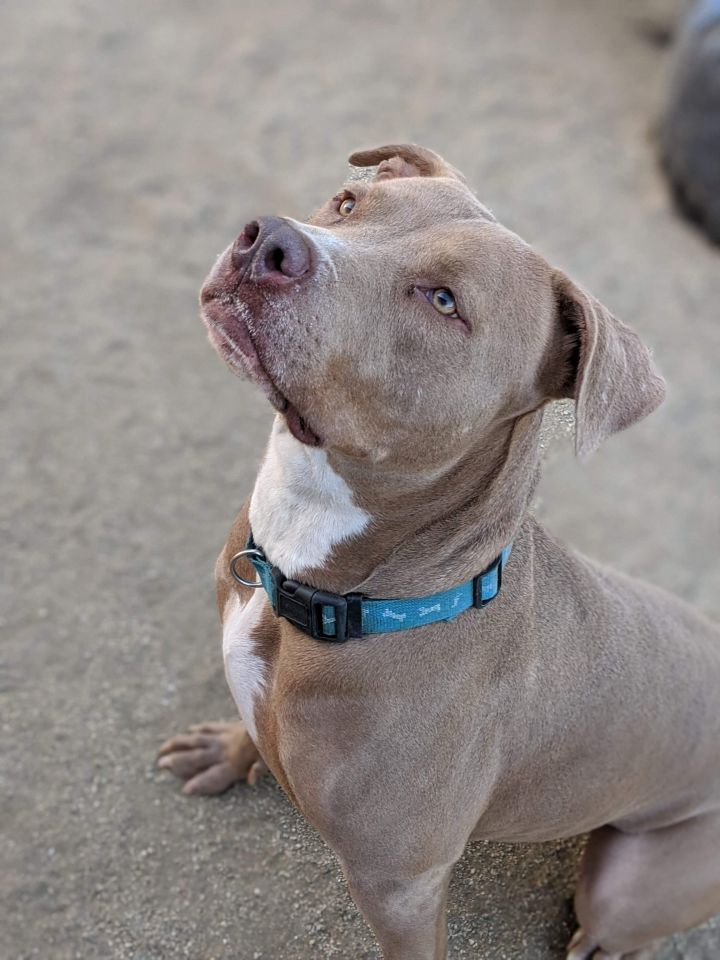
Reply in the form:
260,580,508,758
235,533,512,642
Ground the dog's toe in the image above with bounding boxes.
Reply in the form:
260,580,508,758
157,720,266,796
567,928,602,959
566,929,658,959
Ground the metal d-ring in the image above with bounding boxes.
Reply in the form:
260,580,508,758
229,548,265,588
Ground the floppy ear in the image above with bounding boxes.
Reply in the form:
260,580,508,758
348,143,466,183
550,270,666,459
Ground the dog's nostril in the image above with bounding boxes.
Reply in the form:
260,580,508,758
235,222,259,251
234,217,312,281
231,222,262,268
264,245,285,275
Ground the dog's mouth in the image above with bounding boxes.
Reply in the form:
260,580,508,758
200,293,321,447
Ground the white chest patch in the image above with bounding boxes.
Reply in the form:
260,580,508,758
222,590,267,742
249,418,371,578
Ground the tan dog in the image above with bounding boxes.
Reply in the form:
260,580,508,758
159,145,720,959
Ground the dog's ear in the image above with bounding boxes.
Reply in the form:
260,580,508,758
348,143,466,183
549,270,666,459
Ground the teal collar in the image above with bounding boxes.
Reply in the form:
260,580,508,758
230,534,512,643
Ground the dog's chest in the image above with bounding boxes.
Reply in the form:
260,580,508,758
222,590,268,742
224,419,371,744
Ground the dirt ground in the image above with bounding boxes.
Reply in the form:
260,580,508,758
3,0,720,957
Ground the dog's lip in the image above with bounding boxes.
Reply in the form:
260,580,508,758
200,292,322,446
201,295,288,412
284,402,321,447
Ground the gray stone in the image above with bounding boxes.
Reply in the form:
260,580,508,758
660,0,720,244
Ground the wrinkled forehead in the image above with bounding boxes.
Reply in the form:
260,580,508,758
335,173,496,231
318,172,543,275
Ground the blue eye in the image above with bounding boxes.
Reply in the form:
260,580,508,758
430,288,457,316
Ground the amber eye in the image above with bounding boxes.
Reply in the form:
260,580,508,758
430,288,457,316
338,197,356,216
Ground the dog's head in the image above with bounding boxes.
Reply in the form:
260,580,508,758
200,144,665,466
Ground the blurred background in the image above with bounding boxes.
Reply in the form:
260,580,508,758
3,1,719,957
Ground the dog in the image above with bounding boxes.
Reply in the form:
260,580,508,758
159,144,720,959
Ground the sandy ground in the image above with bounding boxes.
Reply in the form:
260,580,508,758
3,0,720,957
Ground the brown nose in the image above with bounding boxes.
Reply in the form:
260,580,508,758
231,216,313,282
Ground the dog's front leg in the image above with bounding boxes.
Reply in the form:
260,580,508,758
342,860,453,960
285,728,465,960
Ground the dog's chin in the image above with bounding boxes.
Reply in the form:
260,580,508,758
201,299,322,447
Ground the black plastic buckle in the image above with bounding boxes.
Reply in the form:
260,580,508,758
472,555,503,608
273,569,364,641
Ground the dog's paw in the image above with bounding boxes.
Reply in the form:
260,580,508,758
566,928,659,959
567,928,602,959
158,720,267,795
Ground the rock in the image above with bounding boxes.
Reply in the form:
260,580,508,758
660,0,720,244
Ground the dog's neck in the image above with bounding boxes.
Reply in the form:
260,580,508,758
249,411,544,596
248,418,372,580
